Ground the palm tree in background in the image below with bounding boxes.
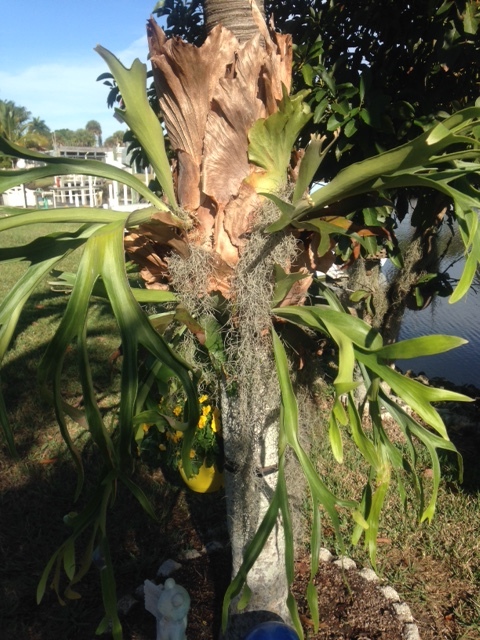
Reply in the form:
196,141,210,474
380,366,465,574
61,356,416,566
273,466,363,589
0,100,30,141
28,116,51,138
85,119,103,146
104,129,125,147
0,100,50,153
53,127,96,147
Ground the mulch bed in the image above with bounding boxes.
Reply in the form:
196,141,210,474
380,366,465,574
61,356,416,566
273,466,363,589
118,487,408,640
120,547,408,640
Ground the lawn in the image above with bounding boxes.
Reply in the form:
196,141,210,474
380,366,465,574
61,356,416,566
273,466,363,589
0,222,479,639
0,221,179,639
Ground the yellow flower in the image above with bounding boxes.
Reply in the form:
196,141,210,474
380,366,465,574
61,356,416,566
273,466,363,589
211,408,221,434
173,406,182,416
198,415,207,429
166,429,183,442
202,405,212,417
199,394,208,404
189,449,196,459
142,423,151,433
158,444,167,451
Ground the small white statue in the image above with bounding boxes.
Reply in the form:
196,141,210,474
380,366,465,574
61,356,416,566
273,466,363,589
144,577,190,640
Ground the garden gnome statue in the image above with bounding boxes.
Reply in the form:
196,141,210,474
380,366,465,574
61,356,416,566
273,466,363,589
144,577,190,640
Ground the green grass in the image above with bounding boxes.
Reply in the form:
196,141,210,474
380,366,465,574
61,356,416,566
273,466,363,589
0,222,121,457
0,222,184,639
303,397,480,640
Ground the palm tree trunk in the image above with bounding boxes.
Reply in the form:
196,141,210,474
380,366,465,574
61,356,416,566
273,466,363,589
204,0,265,43
220,345,289,639
202,3,289,633
146,1,293,635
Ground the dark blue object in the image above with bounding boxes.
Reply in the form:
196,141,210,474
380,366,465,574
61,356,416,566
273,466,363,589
245,621,300,640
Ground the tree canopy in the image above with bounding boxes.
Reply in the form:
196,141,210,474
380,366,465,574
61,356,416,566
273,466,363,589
0,100,52,150
52,126,96,147
0,100,52,167
28,116,51,138
0,102,105,151
0,100,31,141
0,101,109,152
104,129,126,147
155,0,480,174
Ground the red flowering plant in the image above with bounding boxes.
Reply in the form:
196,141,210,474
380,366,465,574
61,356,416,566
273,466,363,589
136,390,223,477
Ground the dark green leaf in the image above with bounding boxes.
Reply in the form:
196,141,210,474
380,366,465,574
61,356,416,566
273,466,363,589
301,63,314,86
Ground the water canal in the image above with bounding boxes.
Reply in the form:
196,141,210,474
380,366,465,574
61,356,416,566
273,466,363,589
390,215,480,388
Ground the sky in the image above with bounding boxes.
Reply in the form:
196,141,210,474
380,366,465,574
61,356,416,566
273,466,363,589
0,1,168,139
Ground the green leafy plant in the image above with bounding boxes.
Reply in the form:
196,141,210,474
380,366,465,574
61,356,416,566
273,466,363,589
0,10,479,639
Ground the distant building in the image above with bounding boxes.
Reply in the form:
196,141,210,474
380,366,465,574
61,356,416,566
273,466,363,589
50,145,134,168
1,144,147,210
50,145,109,162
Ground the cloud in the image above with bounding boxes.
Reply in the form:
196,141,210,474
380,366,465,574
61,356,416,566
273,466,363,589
116,35,149,66
0,35,149,138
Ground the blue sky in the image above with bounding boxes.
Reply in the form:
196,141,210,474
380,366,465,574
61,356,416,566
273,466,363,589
0,1,167,138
